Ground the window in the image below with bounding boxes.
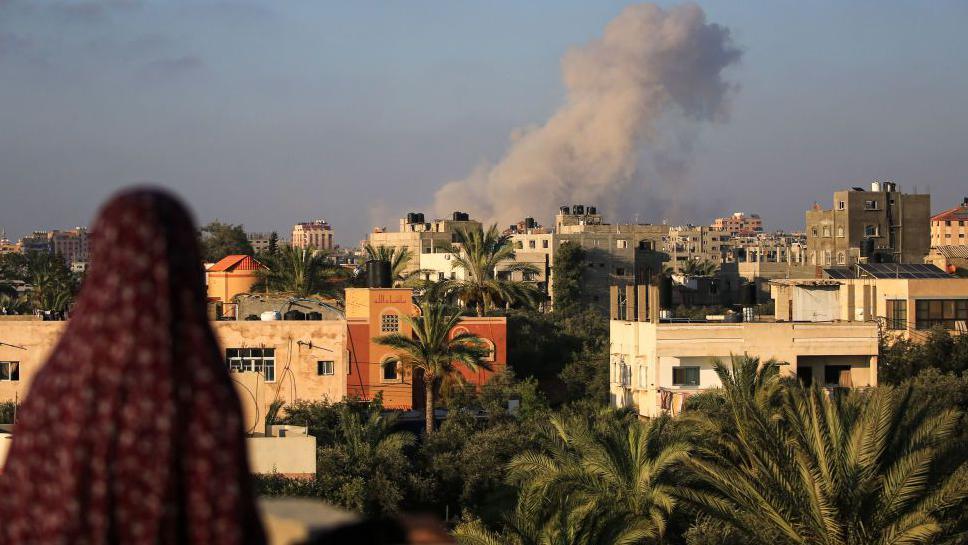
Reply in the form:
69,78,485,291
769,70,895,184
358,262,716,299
864,200,879,210
837,252,846,265
528,240,536,249
886,300,907,330
523,271,536,281
317,360,334,376
822,226,831,237
838,200,846,210
381,312,400,333
542,240,549,249
915,299,968,330
383,360,398,380
617,239,628,249
226,348,275,382
672,367,700,386
615,267,625,276
515,241,523,249
836,227,844,237
0,362,19,382
824,365,852,387
639,365,648,387
811,227,818,237
865,224,880,237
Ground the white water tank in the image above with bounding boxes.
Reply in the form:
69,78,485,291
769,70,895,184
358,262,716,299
871,181,881,192
260,311,280,321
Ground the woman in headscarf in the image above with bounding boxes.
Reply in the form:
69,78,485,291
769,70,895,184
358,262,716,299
0,188,266,544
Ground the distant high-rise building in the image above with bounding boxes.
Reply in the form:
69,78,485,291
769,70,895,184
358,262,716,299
930,197,968,247
16,228,89,265
805,181,930,267
291,220,334,251
710,212,763,235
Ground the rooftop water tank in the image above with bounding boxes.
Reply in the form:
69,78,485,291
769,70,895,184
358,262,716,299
260,311,280,321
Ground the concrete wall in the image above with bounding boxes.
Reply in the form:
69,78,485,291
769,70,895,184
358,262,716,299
0,320,348,433
247,435,317,477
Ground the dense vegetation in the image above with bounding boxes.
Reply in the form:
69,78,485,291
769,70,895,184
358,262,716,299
0,252,79,315
253,245,968,543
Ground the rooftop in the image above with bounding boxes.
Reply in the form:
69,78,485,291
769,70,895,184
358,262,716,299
824,263,951,280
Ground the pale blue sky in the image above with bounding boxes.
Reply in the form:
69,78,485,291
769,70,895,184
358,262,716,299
1,1,966,244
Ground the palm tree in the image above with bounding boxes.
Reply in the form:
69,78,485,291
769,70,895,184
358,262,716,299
455,508,579,545
680,259,718,276
25,253,76,313
337,404,415,463
505,412,691,545
428,224,541,316
256,245,343,297
680,373,968,545
0,293,29,315
373,301,491,434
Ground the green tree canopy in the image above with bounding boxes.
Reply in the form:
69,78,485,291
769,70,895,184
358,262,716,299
199,220,253,262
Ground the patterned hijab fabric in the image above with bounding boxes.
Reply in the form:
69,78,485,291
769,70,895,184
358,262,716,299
0,189,266,545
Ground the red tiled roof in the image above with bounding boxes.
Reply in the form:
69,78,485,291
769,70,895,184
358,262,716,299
208,254,265,272
931,205,968,222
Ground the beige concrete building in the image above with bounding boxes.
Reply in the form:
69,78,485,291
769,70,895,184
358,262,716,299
608,284,879,417
805,181,930,267
771,265,968,337
662,225,727,271
366,212,482,275
711,212,763,236
930,197,968,247
0,319,349,435
291,220,334,251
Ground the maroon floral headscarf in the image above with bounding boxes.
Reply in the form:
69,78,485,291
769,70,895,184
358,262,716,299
0,189,266,545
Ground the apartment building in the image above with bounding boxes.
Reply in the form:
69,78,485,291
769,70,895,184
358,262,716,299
14,228,89,265
344,286,506,409
771,263,968,337
608,282,878,417
0,286,507,418
930,197,968,247
711,212,763,235
366,212,482,275
662,225,727,271
552,205,669,312
291,220,334,251
247,232,282,254
805,181,930,267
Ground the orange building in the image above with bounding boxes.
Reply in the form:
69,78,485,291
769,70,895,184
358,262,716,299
345,287,507,409
206,255,266,315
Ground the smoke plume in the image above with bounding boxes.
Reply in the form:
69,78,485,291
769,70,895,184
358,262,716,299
432,3,741,226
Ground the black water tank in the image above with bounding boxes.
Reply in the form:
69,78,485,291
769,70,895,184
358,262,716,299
306,311,323,321
560,206,570,214
366,260,392,288
572,204,585,215
284,310,305,321
525,217,536,229
415,213,425,224
861,237,875,258
406,212,419,224
742,282,757,306
245,314,260,321
588,206,597,215
659,276,673,309
452,211,469,221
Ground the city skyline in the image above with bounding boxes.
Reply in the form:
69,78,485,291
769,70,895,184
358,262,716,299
2,1,967,245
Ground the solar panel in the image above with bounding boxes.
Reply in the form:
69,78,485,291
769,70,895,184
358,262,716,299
856,263,951,279
823,267,855,279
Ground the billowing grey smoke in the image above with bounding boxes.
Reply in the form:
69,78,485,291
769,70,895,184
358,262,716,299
432,3,741,226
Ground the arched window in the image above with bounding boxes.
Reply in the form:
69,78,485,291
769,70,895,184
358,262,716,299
837,252,846,265
480,339,496,362
382,359,398,381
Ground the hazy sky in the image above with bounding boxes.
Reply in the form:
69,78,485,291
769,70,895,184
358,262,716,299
2,0,967,246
